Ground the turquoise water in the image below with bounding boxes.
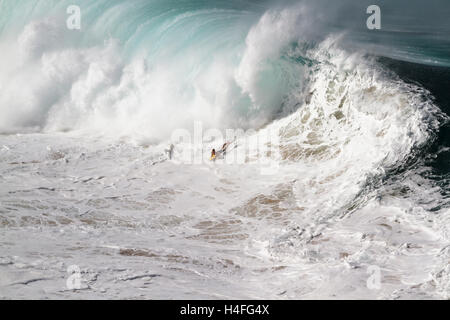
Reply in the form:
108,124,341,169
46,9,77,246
1,0,449,65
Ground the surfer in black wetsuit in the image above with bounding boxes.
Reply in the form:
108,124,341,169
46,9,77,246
210,144,227,161
210,139,236,161
166,144,174,160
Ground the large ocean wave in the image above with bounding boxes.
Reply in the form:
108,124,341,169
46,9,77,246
0,0,449,138
0,0,450,299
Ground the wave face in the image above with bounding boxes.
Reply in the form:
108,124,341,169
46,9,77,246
0,0,267,137
0,0,450,299
0,0,449,137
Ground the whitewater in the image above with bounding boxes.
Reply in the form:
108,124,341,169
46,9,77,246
1,0,450,299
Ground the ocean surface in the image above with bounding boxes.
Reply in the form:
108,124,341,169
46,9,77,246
0,0,449,299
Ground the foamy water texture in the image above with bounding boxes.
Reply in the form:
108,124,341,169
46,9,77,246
1,0,450,299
